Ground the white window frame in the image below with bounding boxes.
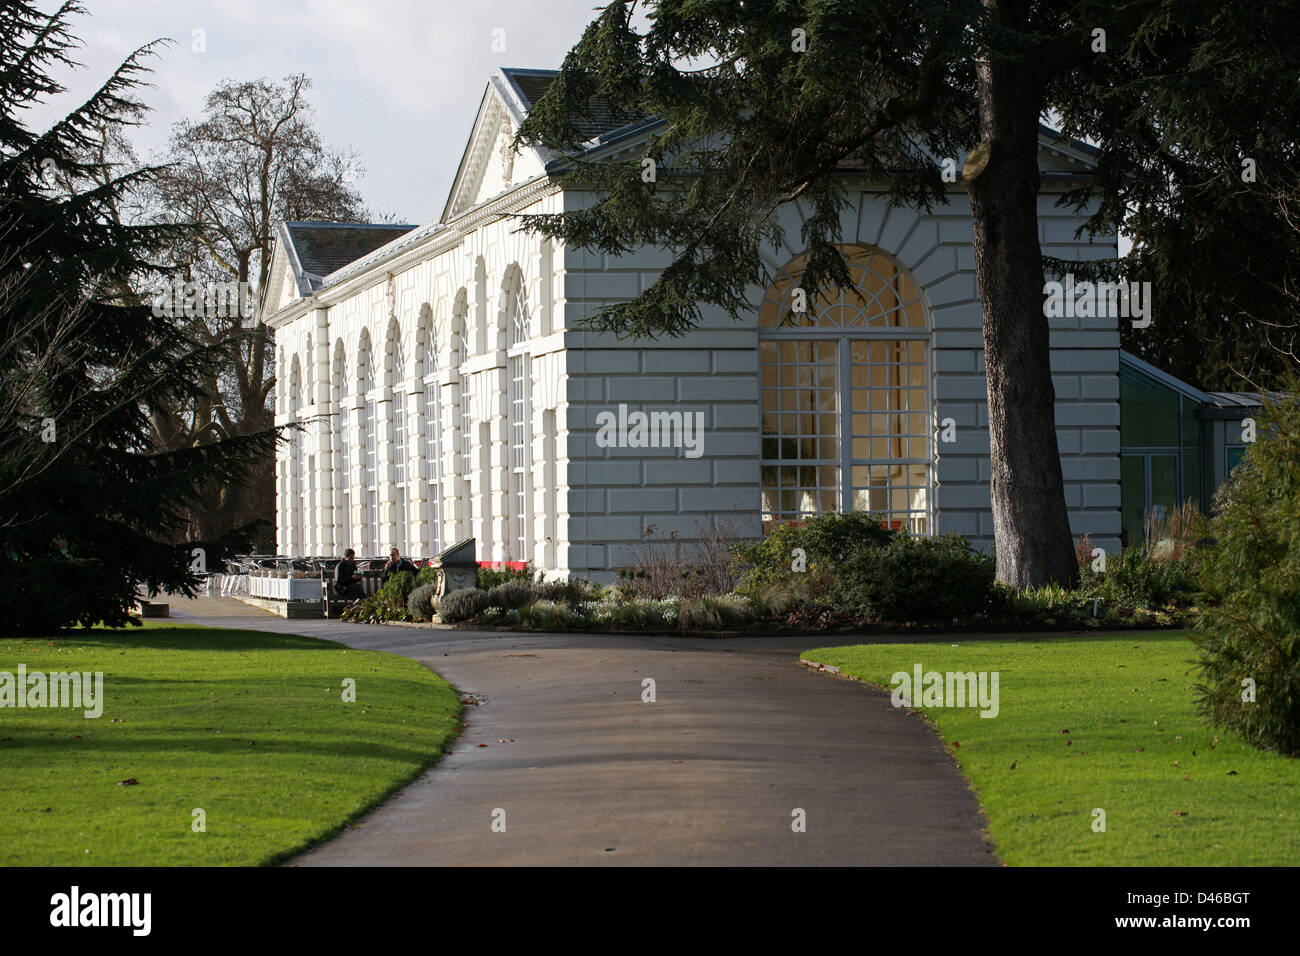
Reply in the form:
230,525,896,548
758,247,932,534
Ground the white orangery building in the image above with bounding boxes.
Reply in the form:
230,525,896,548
262,67,1124,577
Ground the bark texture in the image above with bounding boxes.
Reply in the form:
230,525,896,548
966,0,1080,587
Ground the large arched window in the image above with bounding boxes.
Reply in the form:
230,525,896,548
503,266,531,563
759,245,931,535
417,304,442,556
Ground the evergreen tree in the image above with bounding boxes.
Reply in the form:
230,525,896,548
0,1,278,633
515,0,1300,586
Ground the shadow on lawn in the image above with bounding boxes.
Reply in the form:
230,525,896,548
44,626,341,653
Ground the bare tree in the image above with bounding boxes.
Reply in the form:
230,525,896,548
146,73,370,546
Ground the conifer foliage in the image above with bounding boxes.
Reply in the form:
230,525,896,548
0,1,277,632
516,0,1300,588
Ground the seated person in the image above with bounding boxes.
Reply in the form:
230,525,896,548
381,547,418,585
334,549,365,601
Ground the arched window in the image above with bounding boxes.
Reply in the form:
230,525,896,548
449,290,472,532
289,355,304,555
388,320,408,552
503,266,531,563
759,245,931,535
277,347,287,414
332,341,350,554
357,330,378,557
417,304,442,556
304,334,313,407
302,336,315,556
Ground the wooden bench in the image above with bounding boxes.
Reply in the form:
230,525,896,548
320,568,385,618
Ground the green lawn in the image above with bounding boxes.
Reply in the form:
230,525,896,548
802,632,1300,866
0,624,460,865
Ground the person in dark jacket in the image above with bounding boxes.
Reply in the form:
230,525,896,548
334,549,364,601
381,547,417,585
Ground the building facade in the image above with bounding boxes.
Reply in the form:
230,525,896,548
262,67,1123,577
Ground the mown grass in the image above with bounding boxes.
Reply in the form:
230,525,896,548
0,625,460,865
802,632,1299,866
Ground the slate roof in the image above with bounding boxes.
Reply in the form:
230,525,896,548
1205,391,1266,409
282,222,418,291
500,67,644,143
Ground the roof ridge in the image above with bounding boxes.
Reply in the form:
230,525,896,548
284,220,418,230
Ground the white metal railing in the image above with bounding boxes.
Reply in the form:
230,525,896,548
245,575,322,601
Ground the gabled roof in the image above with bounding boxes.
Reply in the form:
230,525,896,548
279,221,418,294
499,67,642,142
441,68,652,223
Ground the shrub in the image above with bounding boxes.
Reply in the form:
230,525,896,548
611,598,665,628
832,532,997,622
476,564,534,590
407,582,440,621
585,597,619,627
487,580,538,610
747,583,795,619
1192,394,1300,754
731,511,893,593
379,570,416,605
1079,545,1200,611
415,565,439,587
341,588,412,624
1004,581,1100,623
678,593,753,630
519,600,572,630
438,588,490,623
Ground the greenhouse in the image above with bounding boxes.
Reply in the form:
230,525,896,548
1119,351,1259,545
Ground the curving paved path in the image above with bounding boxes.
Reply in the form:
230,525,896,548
171,597,996,866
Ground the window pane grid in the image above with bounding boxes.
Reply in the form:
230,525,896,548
364,399,378,554
425,380,442,555
508,353,529,562
759,247,930,536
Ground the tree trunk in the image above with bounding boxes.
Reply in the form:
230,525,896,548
966,3,1079,587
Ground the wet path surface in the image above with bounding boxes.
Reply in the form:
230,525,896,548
171,598,996,866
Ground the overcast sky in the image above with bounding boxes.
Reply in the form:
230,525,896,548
27,0,620,224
